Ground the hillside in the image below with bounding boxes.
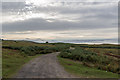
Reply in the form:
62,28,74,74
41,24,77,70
2,40,119,78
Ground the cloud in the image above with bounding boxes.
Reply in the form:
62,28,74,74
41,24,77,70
2,2,26,15
2,28,118,40
2,2,118,22
2,1,118,41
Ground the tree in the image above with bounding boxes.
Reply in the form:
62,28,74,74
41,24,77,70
46,41,49,43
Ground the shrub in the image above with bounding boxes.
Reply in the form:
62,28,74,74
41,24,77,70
59,47,119,73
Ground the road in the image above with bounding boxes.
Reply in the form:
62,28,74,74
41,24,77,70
14,52,75,78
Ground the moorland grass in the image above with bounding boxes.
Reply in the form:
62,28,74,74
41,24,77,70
2,40,120,78
2,40,70,78
59,47,120,74
2,48,42,78
58,57,119,78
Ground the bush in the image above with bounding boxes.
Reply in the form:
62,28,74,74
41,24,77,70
59,47,120,73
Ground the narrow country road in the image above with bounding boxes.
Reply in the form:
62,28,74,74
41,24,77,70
14,52,75,78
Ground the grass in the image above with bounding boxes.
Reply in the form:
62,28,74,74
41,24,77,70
85,48,119,56
58,57,119,78
2,40,70,78
72,44,120,49
2,40,54,47
59,47,119,73
2,40,120,78
2,48,42,78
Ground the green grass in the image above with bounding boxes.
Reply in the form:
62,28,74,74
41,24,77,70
2,40,69,78
2,48,42,78
72,44,120,49
58,57,119,78
85,48,119,56
2,40,120,78
59,47,119,73
2,40,54,47
2,40,63,78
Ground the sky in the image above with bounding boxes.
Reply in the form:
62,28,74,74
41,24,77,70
1,0,119,43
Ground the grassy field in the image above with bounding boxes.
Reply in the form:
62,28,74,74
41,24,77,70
59,47,119,74
2,40,53,47
2,40,120,78
2,40,70,78
2,48,43,78
58,57,118,78
2,40,55,78
85,48,119,57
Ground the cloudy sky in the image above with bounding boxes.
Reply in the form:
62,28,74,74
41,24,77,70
1,0,119,42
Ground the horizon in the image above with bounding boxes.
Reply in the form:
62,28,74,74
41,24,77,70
1,38,118,44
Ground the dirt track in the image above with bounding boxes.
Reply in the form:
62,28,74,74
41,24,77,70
15,52,75,78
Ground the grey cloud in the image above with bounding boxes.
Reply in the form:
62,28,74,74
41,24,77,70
2,2,117,16
31,2,118,22
2,2,118,33
3,17,117,32
2,2,26,12
33,2,117,13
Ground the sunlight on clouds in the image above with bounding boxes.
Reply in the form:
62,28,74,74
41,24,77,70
2,2,117,23
25,0,52,7
2,28,118,40
2,2,83,23
2,1,118,42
